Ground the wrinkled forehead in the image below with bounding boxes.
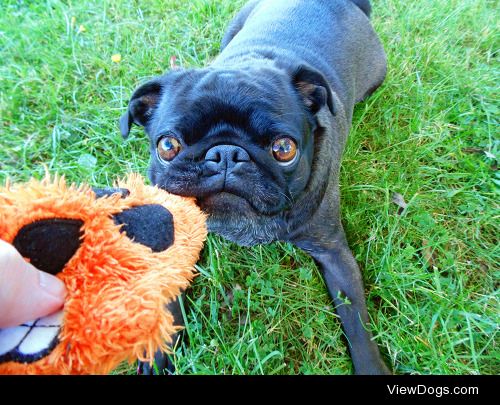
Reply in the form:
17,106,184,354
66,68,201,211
153,69,305,146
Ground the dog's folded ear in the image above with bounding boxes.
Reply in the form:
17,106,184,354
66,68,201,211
119,80,163,139
292,65,335,116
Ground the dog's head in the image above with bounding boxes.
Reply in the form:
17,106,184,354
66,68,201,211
120,64,335,245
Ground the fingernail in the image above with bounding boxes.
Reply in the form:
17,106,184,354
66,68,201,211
39,272,67,300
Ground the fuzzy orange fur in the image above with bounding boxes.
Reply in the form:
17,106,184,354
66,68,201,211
0,174,206,374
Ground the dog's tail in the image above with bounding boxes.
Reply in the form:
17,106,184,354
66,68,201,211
350,0,372,18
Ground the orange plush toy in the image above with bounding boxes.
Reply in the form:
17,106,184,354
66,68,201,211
0,174,206,374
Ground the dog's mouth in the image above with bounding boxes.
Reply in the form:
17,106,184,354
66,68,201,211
198,191,253,214
197,190,282,218
0,309,63,364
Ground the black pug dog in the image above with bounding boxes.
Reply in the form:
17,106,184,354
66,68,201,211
120,0,389,375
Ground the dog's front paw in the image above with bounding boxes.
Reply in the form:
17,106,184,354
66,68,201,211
137,350,175,375
355,361,392,375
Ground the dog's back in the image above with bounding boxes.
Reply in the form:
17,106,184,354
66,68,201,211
215,0,386,114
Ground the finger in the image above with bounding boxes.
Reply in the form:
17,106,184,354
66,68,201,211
0,239,67,328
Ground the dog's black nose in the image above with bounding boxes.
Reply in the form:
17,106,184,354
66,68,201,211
205,145,250,169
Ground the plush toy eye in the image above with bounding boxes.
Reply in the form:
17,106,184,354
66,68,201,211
157,136,182,162
271,137,298,164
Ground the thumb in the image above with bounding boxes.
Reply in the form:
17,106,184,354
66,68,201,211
0,239,67,328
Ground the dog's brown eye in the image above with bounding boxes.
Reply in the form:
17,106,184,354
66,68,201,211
157,136,182,162
272,137,298,164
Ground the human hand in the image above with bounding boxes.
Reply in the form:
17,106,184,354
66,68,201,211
0,239,66,328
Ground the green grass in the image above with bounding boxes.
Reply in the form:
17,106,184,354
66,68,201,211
1,0,498,374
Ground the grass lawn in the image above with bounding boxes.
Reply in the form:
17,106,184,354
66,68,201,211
0,0,498,374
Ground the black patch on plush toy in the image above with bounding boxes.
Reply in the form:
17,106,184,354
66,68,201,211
112,205,174,252
13,219,84,275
